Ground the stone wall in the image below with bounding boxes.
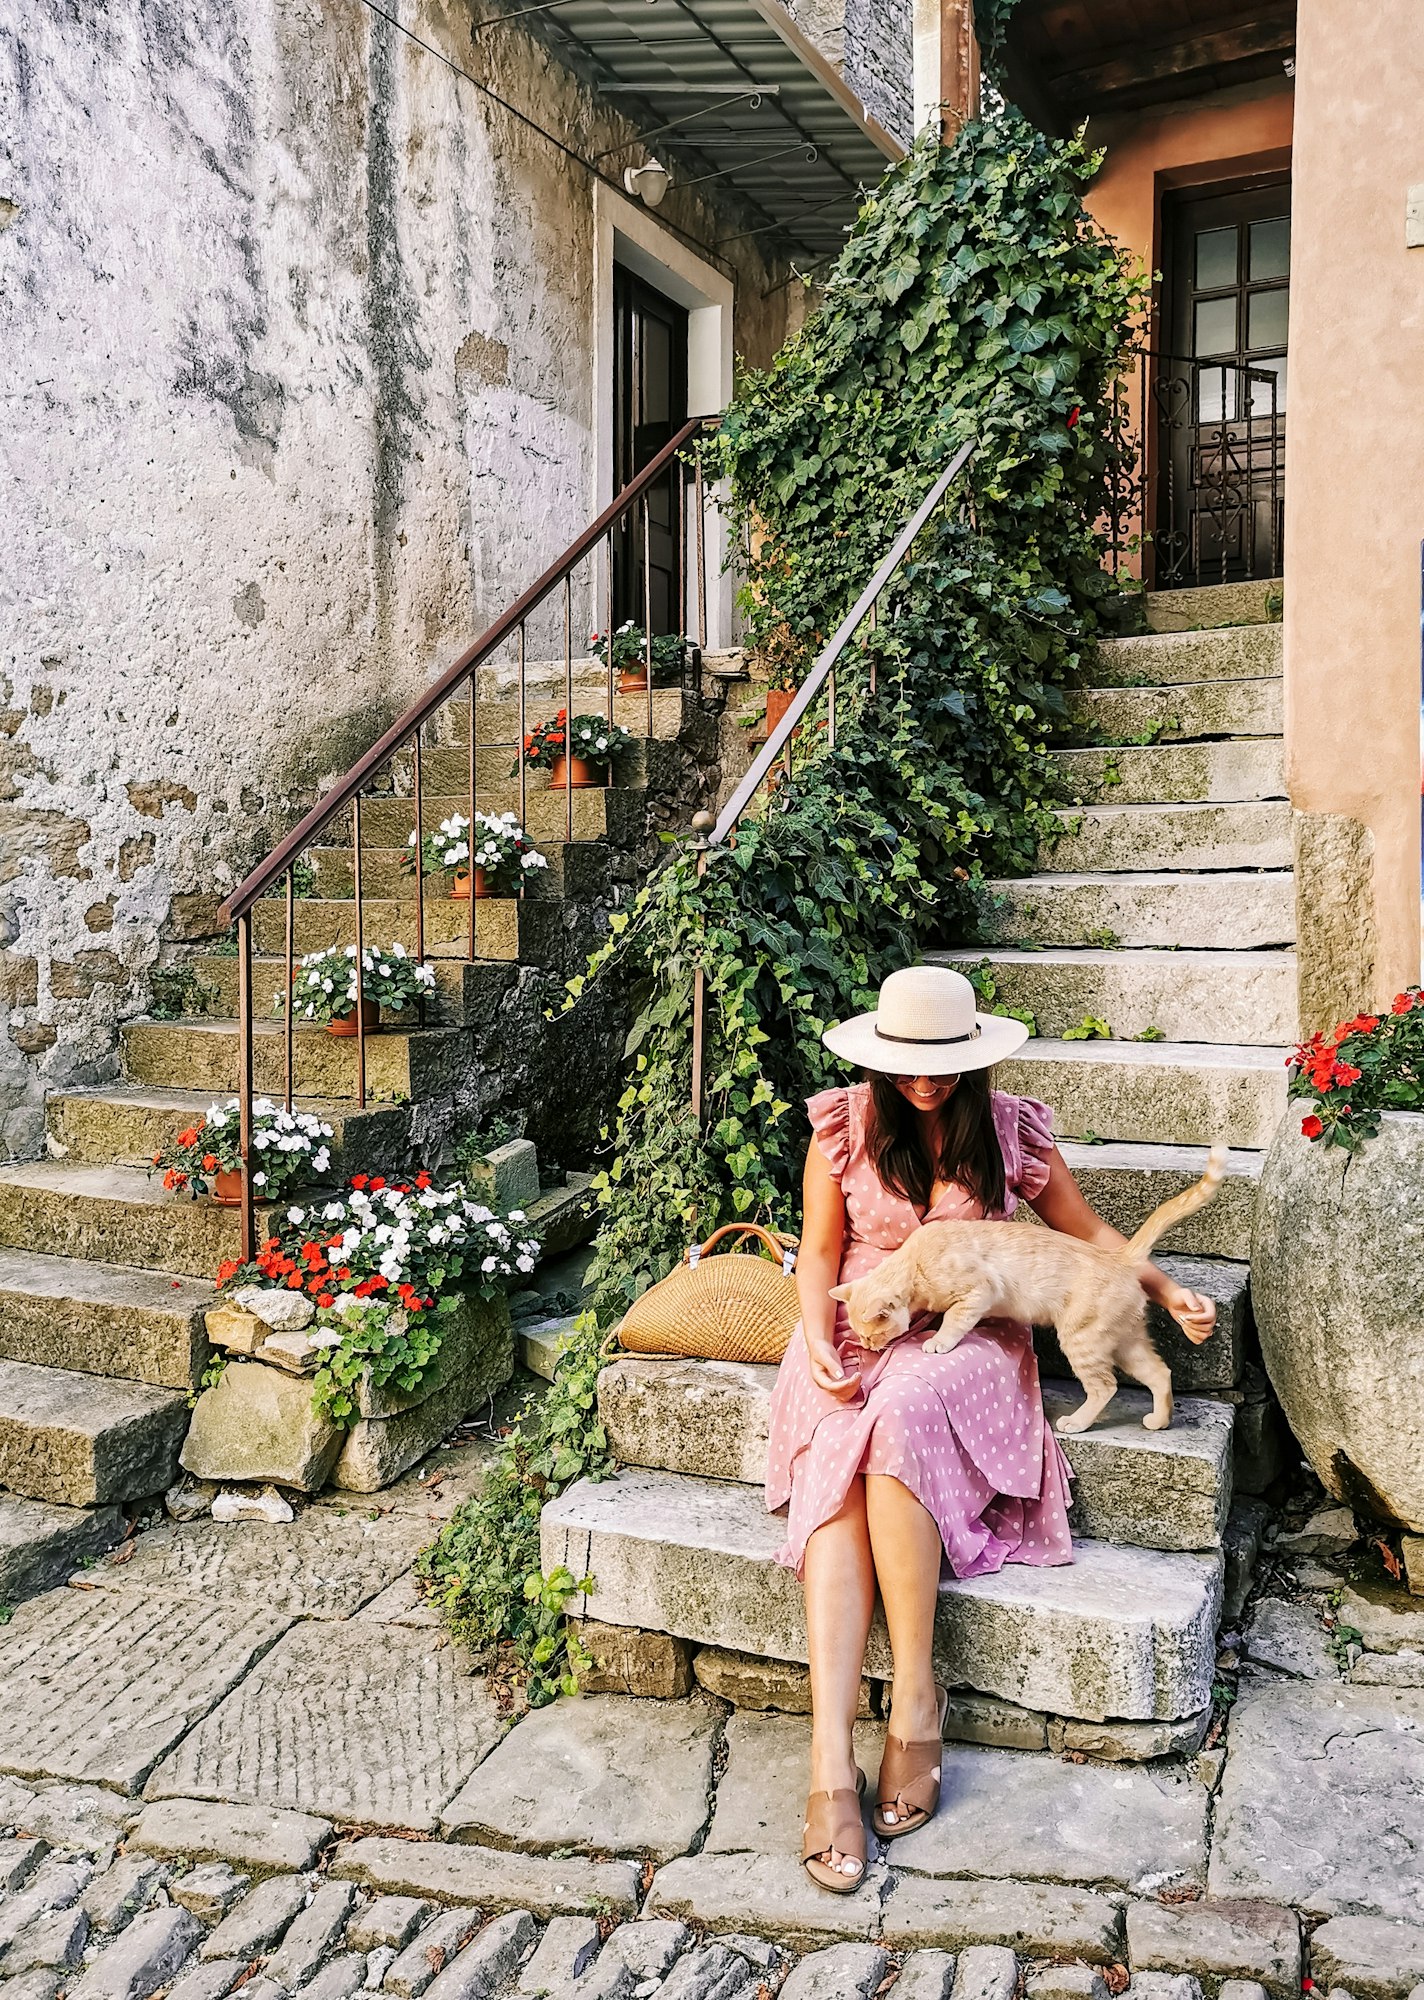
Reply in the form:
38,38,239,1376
778,0,916,146
0,0,868,1158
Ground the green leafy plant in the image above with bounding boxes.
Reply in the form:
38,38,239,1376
148,964,218,1021
279,943,436,1024
560,111,1143,1318
962,957,1037,1035
590,623,690,683
150,1098,333,1201
417,1313,612,1705
265,859,318,900
521,712,634,774
1063,1015,1112,1041
453,1116,523,1179
308,1294,446,1426
402,813,548,894
1083,927,1122,950
1133,1025,1165,1042
1289,988,1424,1150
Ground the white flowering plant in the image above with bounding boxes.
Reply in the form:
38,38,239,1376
279,942,436,1023
403,812,549,894
520,709,633,773
589,622,689,682
151,1097,332,1201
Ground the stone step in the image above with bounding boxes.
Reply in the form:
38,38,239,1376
47,1085,408,1179
121,1019,464,1104
420,741,665,797
0,1356,189,1507
975,870,1296,950
933,947,1297,1046
1039,800,1291,874
1054,1141,1261,1264
355,788,645,849
1093,623,1281,686
0,1161,272,1280
0,1490,126,1602
980,868,1288,952
305,842,611,904
996,1038,1289,1150
250,895,603,970
1050,739,1285,806
598,1359,1233,1550
192,956,509,1029
443,686,691,746
0,1246,212,1390
1064,679,1282,743
542,1469,1222,1722
1031,1251,1254,1393
1145,579,1281,632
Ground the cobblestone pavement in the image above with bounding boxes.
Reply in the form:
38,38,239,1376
0,1442,1421,2000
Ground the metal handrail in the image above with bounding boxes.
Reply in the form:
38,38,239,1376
220,413,716,924
686,436,976,1119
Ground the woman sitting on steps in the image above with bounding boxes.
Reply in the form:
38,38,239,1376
765,964,1217,1893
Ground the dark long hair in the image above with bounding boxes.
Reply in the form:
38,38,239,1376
865,1068,1006,1215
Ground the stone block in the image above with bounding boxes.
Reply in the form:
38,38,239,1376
426,1912,536,2000
198,1876,308,1961
952,1946,1018,2000
386,1910,484,1998
579,1622,694,1699
1049,1711,1209,1762
65,1909,201,2000
439,1695,716,1862
1,1906,88,1974
81,1856,169,1934
0,1495,124,1606
1044,1144,1258,1264
599,1922,691,1980
463,1141,540,1212
14,1786,127,1865
704,1713,884,1859
346,1898,432,1954
1037,1253,1252,1396
181,1361,343,1493
0,1861,92,1950
300,1957,366,2000
890,1951,955,2000
0,1588,291,1794
167,1863,248,1922
942,1691,1047,1752
1126,1980,1201,2000
1125,1899,1301,1997
880,1875,1122,1962
0,1844,45,1897
352,1297,511,1423
1231,1396,1284,1497
92,1507,429,1620
653,1944,760,2000
254,1331,318,1376
1403,1536,1424,1597
778,1944,888,2000
541,1471,1222,1723
1040,800,1291,875
998,1037,1288,1151
1339,1583,1424,1655
643,1853,887,1951
514,1916,601,1994
1217,1986,1270,2000
0,1974,61,2000
333,1316,514,1492
694,1648,870,1717
890,1742,1206,1892
1222,1500,1272,1624
147,1624,506,1833
131,1799,330,1873
1242,1599,1338,1679
210,1485,293,1524
0,1360,187,1508
1348,1650,1424,1688
1271,1507,1358,1560
1025,1972,1108,2000
1310,1916,1424,2000
167,1962,248,2000
1208,1684,1424,1921
979,874,1294,958
330,1838,641,1920
204,1307,265,1357
263,1883,357,1989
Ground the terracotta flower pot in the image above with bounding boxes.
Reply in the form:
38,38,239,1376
210,1168,245,1207
327,999,380,1038
548,754,598,789
764,687,796,736
450,868,489,901
1253,1108,1424,1530
617,666,649,693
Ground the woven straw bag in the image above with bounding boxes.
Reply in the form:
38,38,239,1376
617,1223,801,1366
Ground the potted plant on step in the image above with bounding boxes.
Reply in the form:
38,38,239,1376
590,622,692,693
403,812,549,899
152,1097,334,1206
521,710,633,789
282,943,436,1036
1253,986,1424,1532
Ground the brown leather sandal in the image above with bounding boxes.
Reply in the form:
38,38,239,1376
802,1767,867,1894
873,1685,949,1840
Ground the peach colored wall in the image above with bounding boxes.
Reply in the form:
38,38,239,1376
1285,0,1424,1006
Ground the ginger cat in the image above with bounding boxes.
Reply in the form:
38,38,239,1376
828,1148,1227,1433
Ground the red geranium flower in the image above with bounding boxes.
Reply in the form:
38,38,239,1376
1334,1062,1362,1087
1393,992,1414,1015
1301,1114,1323,1139
316,1292,334,1309
351,1174,368,1190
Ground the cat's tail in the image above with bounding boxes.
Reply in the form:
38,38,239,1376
1121,1145,1228,1264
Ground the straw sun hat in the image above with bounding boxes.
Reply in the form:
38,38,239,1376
822,964,1029,1076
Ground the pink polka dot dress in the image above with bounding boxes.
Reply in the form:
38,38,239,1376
765,1084,1075,1580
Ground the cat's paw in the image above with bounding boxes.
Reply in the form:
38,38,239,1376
1054,1409,1092,1434
921,1330,957,1355
1142,1407,1173,1431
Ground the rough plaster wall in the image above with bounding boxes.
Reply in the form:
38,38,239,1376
0,0,793,1159
775,0,915,147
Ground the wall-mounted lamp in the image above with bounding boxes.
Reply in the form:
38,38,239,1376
624,159,670,207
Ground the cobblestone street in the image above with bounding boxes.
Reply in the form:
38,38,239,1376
0,1422,1421,2000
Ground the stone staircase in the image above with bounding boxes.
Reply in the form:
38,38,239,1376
0,665,731,1603
541,577,1290,1754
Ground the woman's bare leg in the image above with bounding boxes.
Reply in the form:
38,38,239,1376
865,1474,944,1764
804,1477,875,1870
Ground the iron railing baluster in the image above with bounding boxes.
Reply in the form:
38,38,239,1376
284,866,295,1114
468,674,478,954
563,575,574,846
412,728,426,1020
353,792,366,1112
237,910,255,1263
642,495,653,745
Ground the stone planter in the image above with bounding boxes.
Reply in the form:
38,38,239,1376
1252,1108,1424,1530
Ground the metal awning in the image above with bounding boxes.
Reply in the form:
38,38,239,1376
539,0,903,262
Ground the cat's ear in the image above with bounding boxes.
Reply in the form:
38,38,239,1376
827,1283,853,1303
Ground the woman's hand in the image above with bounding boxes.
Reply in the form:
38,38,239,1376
1139,1268,1216,1345
805,1326,861,1400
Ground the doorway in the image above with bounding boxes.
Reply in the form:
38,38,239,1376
1156,178,1290,588
612,266,689,633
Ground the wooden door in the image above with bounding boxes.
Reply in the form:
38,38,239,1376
612,268,689,634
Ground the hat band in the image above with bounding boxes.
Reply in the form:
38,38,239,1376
873,1022,980,1045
